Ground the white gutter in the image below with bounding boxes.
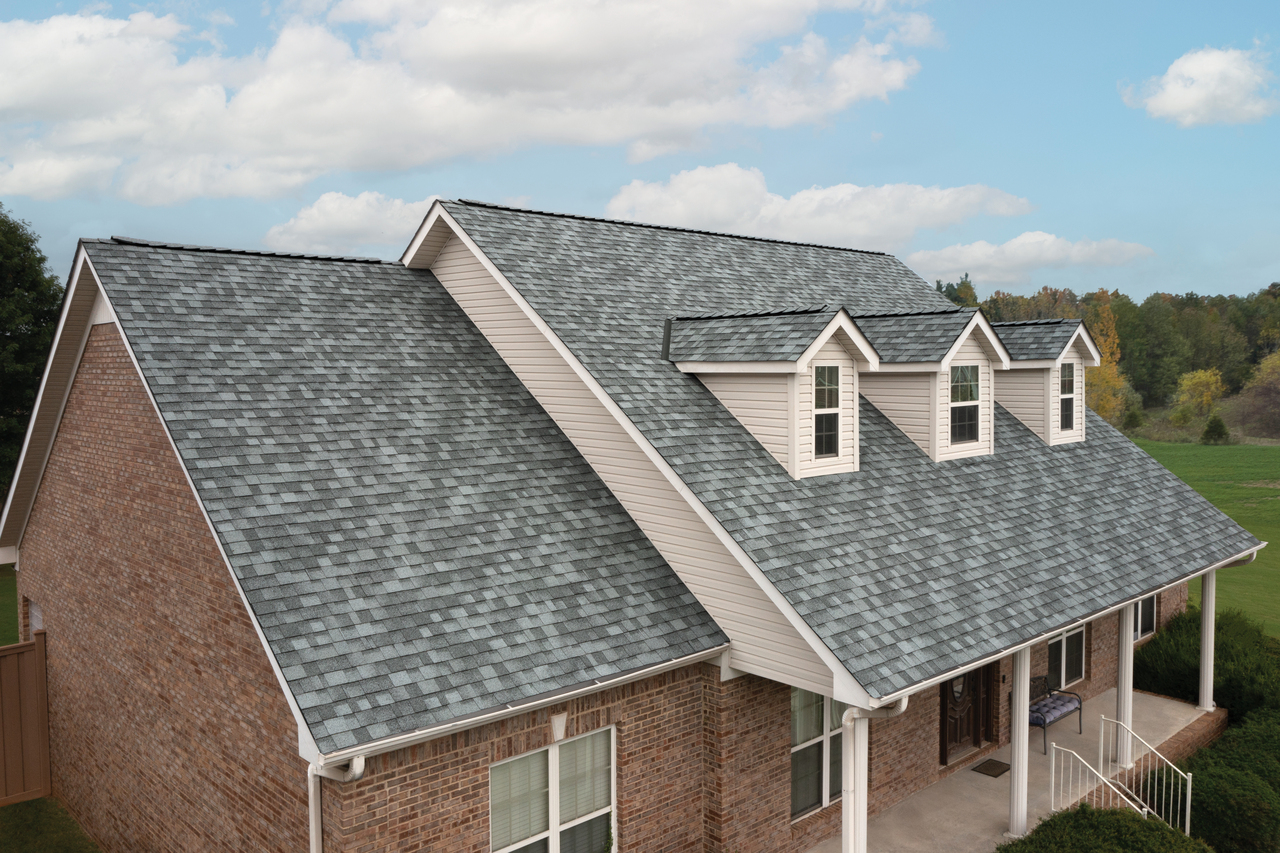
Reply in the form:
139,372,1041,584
308,757,365,853
869,543,1266,707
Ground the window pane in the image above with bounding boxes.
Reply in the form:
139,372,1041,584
1060,363,1074,395
510,841,549,853
831,699,848,732
1066,631,1085,684
829,731,842,801
950,404,979,444
1048,639,1063,691
560,813,611,853
951,365,979,403
815,366,839,410
1060,397,1074,431
491,751,549,851
815,412,839,458
791,743,822,818
792,688,824,746
1140,597,1156,636
560,730,611,824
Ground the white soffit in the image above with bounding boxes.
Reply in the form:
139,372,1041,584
797,311,880,372
400,202,453,269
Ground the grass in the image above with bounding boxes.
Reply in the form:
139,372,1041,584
0,798,100,853
1,564,15,646
1133,440,1280,637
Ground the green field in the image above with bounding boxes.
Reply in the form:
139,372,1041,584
1133,440,1280,637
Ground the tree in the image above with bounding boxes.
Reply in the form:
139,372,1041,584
1201,414,1230,444
1242,351,1280,438
936,274,978,307
1082,290,1131,425
1175,368,1226,417
1,205,63,498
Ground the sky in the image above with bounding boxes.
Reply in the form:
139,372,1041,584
1,0,1277,299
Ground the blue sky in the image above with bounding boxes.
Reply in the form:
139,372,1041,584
2,0,1276,298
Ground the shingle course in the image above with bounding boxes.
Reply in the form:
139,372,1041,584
87,240,726,754
993,319,1083,361
851,309,976,363
666,310,837,362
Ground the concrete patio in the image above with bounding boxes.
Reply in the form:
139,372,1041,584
808,688,1205,853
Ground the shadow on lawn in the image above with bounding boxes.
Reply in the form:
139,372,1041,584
0,798,100,853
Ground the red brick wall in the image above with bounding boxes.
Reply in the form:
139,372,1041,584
16,324,308,852
1159,583,1189,630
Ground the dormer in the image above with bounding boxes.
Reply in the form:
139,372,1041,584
992,320,1102,445
855,309,1011,461
666,307,879,478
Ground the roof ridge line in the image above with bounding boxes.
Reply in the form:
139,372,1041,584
672,305,831,322
452,199,890,257
991,318,1080,326
101,236,392,264
847,307,967,320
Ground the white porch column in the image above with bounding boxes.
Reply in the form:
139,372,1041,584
842,715,870,853
1009,647,1030,837
1199,569,1217,712
1117,606,1135,767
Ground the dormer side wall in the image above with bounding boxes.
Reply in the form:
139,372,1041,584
859,372,933,457
798,339,858,477
995,370,1049,443
1049,353,1087,444
699,374,791,469
937,336,994,461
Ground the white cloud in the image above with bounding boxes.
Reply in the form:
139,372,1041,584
0,3,932,203
605,163,1030,252
906,231,1154,285
1125,46,1277,127
263,191,437,253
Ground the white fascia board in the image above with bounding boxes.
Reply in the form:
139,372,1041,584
940,312,1011,371
797,311,880,372
77,255,324,763
1060,324,1102,367
1005,359,1056,370
399,200,450,268
421,206,871,708
870,542,1267,707
88,287,118,326
0,248,97,550
675,361,798,374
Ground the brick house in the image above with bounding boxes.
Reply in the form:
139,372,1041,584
0,200,1262,853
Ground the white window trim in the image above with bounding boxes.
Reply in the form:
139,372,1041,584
813,363,841,460
790,691,845,822
1048,627,1086,689
490,726,616,853
949,364,981,445
1134,595,1157,640
1060,363,1077,432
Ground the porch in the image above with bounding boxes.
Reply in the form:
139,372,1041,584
808,687,1212,853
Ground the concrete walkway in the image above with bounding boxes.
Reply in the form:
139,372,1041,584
808,688,1204,853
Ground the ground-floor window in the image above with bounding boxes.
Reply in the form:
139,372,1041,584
1134,595,1157,640
490,728,613,853
1048,627,1085,690
790,688,848,819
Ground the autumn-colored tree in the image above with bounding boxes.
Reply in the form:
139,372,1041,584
1082,290,1129,425
1242,351,1280,437
1175,368,1226,417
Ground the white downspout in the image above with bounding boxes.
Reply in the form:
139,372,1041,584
308,756,366,853
842,696,909,853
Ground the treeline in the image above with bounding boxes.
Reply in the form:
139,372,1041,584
937,275,1280,408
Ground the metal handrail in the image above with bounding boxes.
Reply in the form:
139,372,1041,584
1099,715,1193,835
1049,743,1149,817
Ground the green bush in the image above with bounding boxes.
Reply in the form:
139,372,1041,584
994,805,1212,852
1123,408,1145,430
1133,607,1280,722
1197,708,1280,793
1184,763,1280,853
1201,414,1230,444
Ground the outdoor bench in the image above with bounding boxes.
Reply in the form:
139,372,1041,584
1028,675,1082,754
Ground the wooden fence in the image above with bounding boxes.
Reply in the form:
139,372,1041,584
0,630,50,806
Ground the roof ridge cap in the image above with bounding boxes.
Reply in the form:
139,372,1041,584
847,307,966,320
450,199,890,257
991,318,1080,326
104,236,392,264
671,305,831,322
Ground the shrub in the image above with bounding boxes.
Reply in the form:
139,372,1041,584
1197,708,1280,793
1123,408,1145,430
1133,607,1280,722
1201,414,1230,444
994,805,1212,852
1184,763,1280,853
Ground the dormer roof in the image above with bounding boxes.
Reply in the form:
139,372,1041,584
852,307,1011,369
666,306,879,372
994,319,1102,366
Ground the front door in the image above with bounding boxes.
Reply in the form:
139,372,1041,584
940,666,988,764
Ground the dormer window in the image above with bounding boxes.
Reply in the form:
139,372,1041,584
950,365,980,444
1060,363,1075,431
814,366,839,458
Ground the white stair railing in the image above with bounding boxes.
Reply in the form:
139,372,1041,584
1049,743,1149,817
1099,715,1193,835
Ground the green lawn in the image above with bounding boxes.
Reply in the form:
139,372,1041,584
1133,440,1280,637
0,798,100,853
1,564,15,646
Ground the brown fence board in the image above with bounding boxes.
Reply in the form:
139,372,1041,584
0,631,50,806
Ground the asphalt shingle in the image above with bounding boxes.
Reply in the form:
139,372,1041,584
994,319,1084,361
666,309,837,362
852,309,977,363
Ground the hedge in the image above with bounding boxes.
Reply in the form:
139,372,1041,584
994,805,1212,853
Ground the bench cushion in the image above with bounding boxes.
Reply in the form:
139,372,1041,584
1029,693,1081,727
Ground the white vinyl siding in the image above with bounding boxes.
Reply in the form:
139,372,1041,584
994,369,1048,443
797,340,857,477
700,374,791,469
431,235,834,694
1049,355,1086,444
937,337,992,461
858,372,932,457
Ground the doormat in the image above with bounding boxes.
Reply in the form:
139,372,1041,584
972,759,1010,778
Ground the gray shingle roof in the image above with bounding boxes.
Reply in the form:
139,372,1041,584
994,319,1083,361
852,309,977,363
442,201,1261,699
84,238,726,753
666,309,837,362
